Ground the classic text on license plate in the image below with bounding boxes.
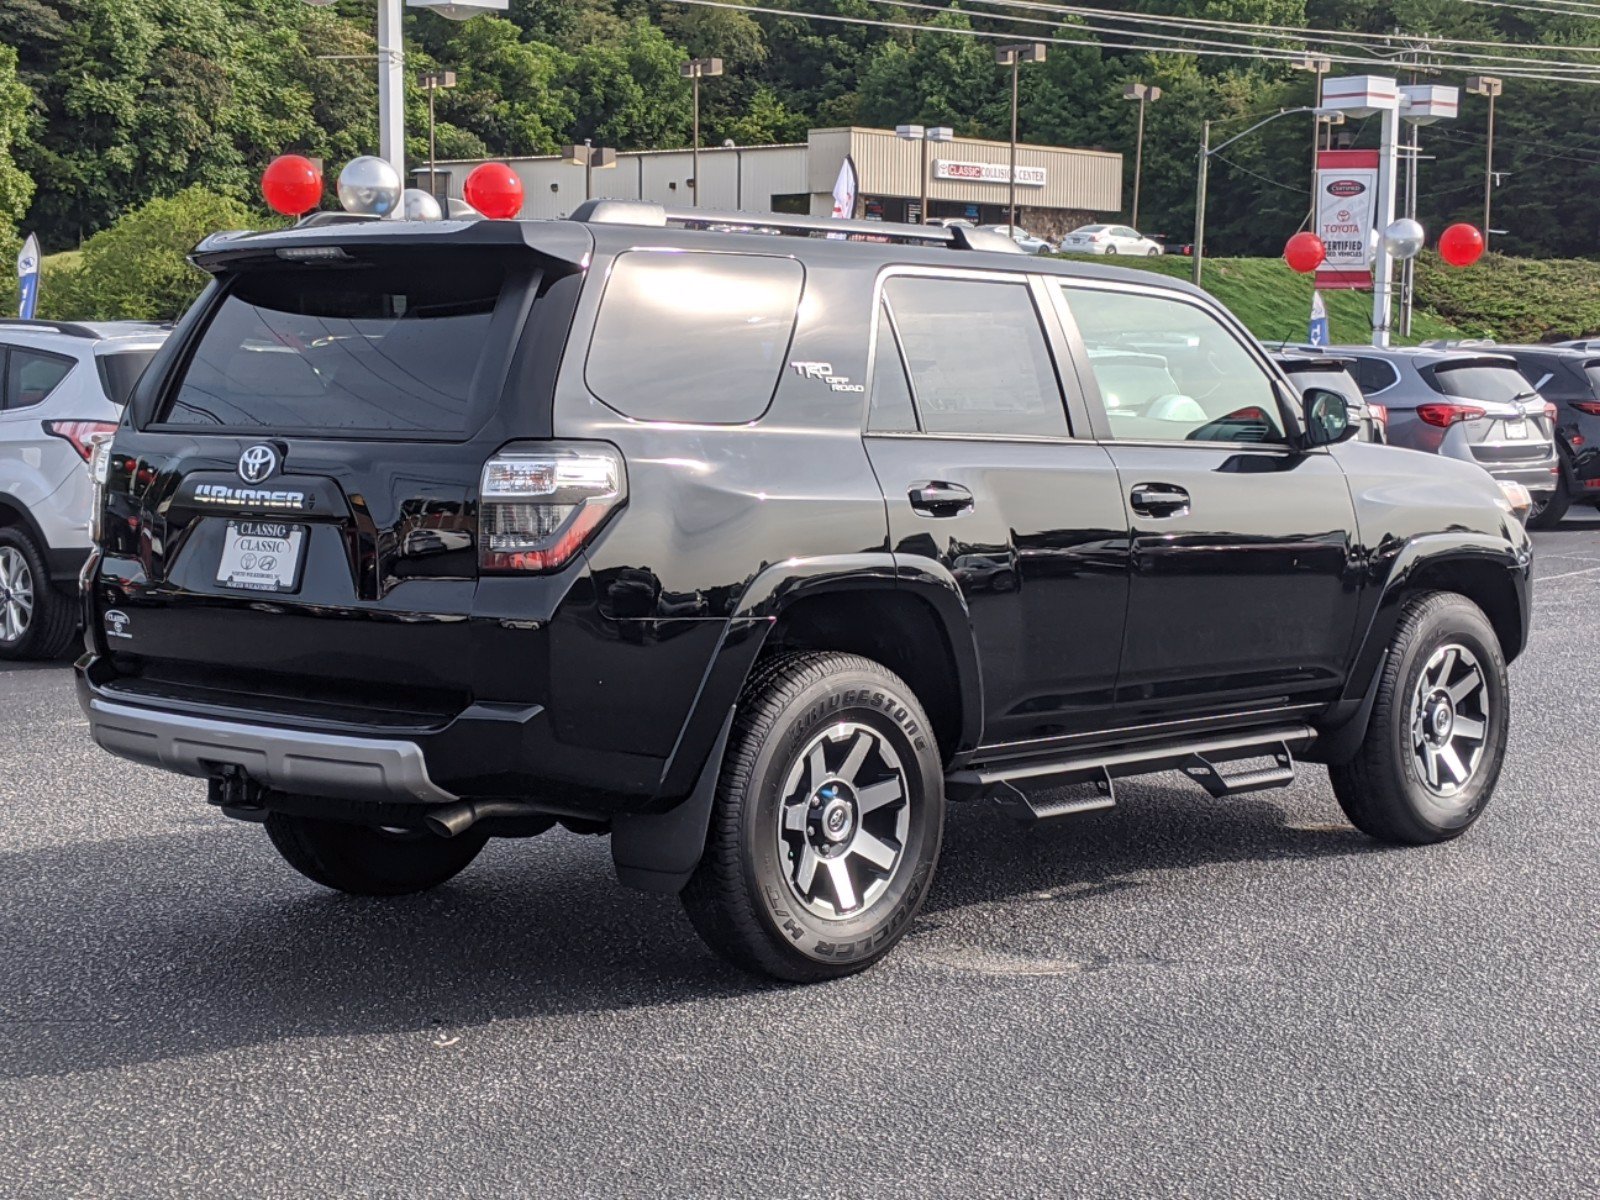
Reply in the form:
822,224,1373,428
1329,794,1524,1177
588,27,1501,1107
216,521,306,592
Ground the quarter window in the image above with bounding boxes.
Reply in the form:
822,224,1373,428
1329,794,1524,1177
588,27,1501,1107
1347,355,1400,396
882,276,1067,438
4,347,75,409
868,303,917,432
1061,286,1285,444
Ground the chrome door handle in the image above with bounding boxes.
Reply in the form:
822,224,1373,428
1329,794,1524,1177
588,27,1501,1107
1129,483,1191,517
908,481,974,517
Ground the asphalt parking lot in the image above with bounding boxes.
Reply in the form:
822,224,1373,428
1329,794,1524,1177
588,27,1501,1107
2,516,1597,1200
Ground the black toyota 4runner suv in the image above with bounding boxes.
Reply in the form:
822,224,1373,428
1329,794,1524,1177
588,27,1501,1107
78,203,1531,981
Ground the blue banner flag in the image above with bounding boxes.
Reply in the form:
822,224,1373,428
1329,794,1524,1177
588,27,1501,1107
1308,289,1329,347
16,233,40,320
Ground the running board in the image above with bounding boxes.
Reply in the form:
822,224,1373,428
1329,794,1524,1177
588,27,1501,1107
947,724,1316,820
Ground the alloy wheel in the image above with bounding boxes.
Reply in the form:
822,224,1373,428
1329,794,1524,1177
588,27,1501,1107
1408,643,1491,799
0,547,34,643
777,721,910,920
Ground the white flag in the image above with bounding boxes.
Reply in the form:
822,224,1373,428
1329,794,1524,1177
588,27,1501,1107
1308,290,1329,346
827,155,858,238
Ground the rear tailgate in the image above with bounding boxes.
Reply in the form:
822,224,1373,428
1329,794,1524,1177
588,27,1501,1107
1426,358,1557,465
90,222,590,721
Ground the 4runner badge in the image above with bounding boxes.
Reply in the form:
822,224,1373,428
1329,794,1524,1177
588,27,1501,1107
789,361,865,393
238,444,279,484
104,609,132,640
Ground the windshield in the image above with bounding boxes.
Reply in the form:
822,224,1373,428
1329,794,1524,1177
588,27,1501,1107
160,256,505,433
1430,363,1533,404
95,348,159,407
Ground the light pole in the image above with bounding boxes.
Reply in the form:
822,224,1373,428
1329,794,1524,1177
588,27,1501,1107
895,123,954,224
563,139,617,202
1292,55,1331,225
680,57,723,207
994,43,1046,229
722,138,743,210
418,70,456,200
1121,82,1161,230
300,0,504,182
1466,76,1503,250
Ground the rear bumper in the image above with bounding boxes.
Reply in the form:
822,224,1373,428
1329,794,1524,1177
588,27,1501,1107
1479,461,1559,495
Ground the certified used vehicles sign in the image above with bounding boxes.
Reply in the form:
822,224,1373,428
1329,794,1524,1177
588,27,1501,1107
216,520,306,592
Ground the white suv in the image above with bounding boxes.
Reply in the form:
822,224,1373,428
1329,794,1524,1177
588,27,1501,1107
0,319,168,659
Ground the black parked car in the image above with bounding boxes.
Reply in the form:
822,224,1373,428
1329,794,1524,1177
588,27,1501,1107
1493,344,1600,528
78,204,1531,981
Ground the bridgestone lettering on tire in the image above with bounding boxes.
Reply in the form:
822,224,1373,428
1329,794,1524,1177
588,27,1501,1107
1330,591,1510,845
681,652,946,982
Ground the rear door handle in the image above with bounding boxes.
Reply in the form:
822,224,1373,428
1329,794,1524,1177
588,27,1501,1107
1129,483,1191,517
908,481,974,517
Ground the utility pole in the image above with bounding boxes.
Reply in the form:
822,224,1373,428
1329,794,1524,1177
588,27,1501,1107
896,123,954,224
1293,56,1331,226
1466,76,1503,250
1193,120,1209,287
680,58,723,208
1122,83,1162,230
995,43,1046,229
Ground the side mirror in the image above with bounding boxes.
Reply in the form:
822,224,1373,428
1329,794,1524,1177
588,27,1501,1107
1301,387,1357,447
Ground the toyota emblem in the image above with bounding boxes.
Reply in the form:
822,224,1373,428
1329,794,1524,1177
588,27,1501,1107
238,444,279,484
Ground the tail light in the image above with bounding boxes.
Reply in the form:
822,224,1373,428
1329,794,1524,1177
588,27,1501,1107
1543,402,1558,423
1368,403,1388,427
478,443,626,573
44,420,118,462
1572,401,1600,416
1416,402,1487,428
87,433,116,546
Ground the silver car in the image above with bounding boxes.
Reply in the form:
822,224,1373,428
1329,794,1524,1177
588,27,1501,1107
0,318,168,658
1057,224,1163,256
1337,345,1558,513
977,224,1053,255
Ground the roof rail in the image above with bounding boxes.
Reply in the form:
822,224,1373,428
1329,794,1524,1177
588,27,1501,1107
0,318,101,339
567,199,1024,254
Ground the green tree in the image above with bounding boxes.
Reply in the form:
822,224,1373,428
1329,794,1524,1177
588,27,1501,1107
0,44,35,231
568,19,692,149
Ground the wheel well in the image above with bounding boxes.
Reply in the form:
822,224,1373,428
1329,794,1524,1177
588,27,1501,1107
1405,558,1523,661
761,590,967,763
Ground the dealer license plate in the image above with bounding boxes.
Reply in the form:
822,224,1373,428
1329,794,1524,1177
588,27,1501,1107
216,521,306,592
1504,420,1528,440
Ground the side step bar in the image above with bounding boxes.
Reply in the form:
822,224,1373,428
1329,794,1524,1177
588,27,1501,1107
946,724,1316,821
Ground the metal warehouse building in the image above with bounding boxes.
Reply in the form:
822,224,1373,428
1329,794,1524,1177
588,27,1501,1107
420,127,1124,237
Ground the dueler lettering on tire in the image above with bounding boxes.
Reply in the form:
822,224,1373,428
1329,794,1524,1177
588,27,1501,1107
681,651,946,982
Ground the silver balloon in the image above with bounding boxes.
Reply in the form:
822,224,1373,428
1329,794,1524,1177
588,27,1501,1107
1383,217,1426,261
337,156,402,217
401,188,443,221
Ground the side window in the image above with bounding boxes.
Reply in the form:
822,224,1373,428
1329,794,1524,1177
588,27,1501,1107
1348,356,1399,395
867,302,917,432
1061,286,1285,444
882,276,1067,438
5,347,75,409
585,251,804,424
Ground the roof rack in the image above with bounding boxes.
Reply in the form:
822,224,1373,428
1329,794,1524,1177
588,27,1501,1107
568,199,1025,254
0,318,102,339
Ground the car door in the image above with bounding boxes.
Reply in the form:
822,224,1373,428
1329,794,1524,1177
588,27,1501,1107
862,269,1131,746
1054,280,1361,726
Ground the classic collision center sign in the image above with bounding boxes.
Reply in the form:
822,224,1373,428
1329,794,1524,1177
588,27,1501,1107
1314,148,1378,290
933,159,1047,187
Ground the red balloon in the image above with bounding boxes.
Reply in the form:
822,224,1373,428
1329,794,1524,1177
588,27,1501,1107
1283,231,1327,274
1438,222,1485,267
464,162,524,220
261,154,323,216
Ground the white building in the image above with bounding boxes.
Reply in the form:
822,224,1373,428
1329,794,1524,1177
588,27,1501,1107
419,126,1124,238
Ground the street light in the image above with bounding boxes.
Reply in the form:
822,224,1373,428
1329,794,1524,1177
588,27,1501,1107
1292,55,1332,224
994,43,1046,229
563,139,618,202
300,0,503,182
1466,76,1503,250
680,57,723,207
895,123,954,224
1121,82,1161,230
418,70,456,200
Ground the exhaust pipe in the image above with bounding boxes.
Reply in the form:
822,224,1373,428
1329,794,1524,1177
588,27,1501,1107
425,800,554,838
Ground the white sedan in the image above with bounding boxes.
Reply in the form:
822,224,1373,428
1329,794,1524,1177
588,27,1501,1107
977,224,1054,255
1057,224,1164,256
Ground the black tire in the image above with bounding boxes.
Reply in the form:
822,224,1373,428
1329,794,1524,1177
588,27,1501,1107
0,526,78,662
1329,592,1510,845
1525,474,1571,530
1104,245,1118,256
681,652,945,982
1146,246,1160,256
264,811,488,896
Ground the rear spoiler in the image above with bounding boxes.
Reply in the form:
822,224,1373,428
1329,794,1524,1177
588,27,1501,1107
188,218,595,273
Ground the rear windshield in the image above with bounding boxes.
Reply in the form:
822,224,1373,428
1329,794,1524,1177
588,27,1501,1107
1429,363,1532,404
160,259,504,433
1583,362,1600,395
96,348,158,407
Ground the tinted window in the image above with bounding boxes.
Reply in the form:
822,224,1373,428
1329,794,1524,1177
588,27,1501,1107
1347,356,1399,395
1062,286,1284,444
1430,363,1534,404
5,347,74,409
162,259,504,432
868,304,917,432
96,348,158,407
882,276,1066,437
586,251,803,424
1282,364,1365,409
